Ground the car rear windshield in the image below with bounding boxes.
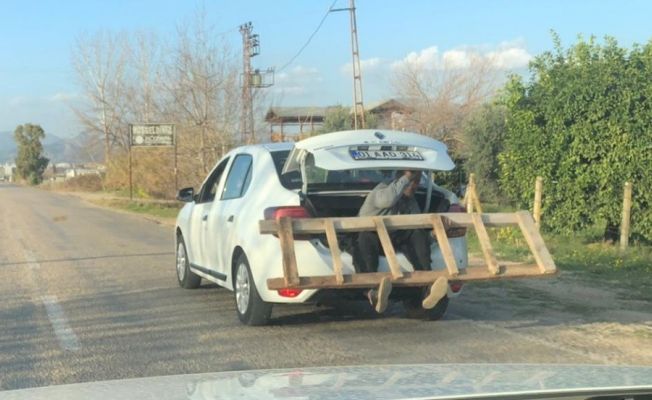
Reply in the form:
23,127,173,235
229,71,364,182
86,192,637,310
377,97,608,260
271,150,394,191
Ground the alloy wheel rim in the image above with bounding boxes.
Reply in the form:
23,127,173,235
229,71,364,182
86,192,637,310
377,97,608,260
176,242,186,281
235,263,250,314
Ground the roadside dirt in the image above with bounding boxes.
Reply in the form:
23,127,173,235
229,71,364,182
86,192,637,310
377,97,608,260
450,267,652,365
51,190,177,227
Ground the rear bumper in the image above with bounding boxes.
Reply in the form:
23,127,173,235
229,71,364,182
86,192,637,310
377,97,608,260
307,283,464,305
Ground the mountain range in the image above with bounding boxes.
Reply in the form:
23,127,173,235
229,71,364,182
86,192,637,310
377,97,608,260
0,130,102,164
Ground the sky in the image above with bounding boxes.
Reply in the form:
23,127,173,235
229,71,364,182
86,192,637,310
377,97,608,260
1,0,652,138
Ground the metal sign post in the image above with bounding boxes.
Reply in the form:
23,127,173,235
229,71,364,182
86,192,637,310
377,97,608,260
174,138,178,193
129,124,177,200
128,140,133,200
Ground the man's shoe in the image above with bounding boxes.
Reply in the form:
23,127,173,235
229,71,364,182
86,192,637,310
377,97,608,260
368,277,393,313
422,276,448,309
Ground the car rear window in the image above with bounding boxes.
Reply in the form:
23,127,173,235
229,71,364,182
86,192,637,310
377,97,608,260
271,150,302,189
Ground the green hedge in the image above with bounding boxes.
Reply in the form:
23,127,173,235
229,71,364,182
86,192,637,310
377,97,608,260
499,35,652,242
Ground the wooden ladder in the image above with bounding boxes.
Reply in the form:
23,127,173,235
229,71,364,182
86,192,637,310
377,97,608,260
260,211,556,290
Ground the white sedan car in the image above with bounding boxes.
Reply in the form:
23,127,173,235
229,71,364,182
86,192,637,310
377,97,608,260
175,130,468,325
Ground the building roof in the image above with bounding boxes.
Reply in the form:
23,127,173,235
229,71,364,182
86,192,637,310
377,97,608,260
265,106,340,123
266,99,412,123
365,98,411,113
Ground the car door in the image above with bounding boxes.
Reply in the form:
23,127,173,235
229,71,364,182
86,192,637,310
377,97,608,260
204,153,253,280
188,157,230,270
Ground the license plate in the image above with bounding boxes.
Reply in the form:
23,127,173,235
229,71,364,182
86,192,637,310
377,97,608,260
350,150,423,161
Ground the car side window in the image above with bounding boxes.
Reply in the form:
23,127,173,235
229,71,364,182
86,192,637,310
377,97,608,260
221,154,253,200
198,158,229,203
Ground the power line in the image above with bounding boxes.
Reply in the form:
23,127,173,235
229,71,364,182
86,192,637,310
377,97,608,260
215,25,242,38
277,0,339,73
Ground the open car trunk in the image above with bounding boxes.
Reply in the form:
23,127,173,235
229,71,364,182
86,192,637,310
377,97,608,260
279,129,458,218
304,188,451,218
303,189,457,267
272,129,462,254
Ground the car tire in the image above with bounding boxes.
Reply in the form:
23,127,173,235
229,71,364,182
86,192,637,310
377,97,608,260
176,235,201,289
404,294,449,321
233,253,272,326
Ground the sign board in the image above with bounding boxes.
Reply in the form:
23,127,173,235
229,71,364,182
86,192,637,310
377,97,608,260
130,124,175,147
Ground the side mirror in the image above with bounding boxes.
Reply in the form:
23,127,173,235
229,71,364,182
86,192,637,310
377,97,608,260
177,187,195,202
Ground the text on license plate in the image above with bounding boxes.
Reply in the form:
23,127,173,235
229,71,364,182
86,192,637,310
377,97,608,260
350,150,424,161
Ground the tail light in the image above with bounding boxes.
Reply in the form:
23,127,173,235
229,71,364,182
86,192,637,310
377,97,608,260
450,281,463,293
448,204,466,213
445,203,467,238
264,206,312,240
278,288,303,298
264,206,311,220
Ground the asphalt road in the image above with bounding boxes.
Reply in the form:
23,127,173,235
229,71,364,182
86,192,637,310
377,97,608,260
1,183,651,391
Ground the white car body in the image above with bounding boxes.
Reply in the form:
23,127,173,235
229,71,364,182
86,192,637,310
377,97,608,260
175,130,468,311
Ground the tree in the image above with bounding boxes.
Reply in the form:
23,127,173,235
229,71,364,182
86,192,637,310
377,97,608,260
162,11,240,174
392,52,499,154
499,34,652,242
71,9,242,196
320,106,350,133
317,105,378,134
14,124,49,185
71,30,130,163
462,103,507,201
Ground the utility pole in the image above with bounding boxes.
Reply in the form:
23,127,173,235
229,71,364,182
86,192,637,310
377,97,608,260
240,22,274,144
240,22,254,145
332,0,365,129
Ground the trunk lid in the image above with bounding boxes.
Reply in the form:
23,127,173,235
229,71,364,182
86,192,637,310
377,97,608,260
282,129,455,175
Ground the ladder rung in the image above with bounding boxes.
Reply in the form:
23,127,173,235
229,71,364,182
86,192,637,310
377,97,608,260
373,217,404,280
430,215,459,277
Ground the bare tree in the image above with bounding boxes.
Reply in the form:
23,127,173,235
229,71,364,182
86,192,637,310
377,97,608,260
70,9,243,195
392,51,499,153
129,31,165,123
161,11,240,174
71,30,130,163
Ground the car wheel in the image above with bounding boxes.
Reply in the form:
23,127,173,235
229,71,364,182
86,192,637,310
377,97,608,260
404,294,449,321
176,235,201,289
233,253,272,326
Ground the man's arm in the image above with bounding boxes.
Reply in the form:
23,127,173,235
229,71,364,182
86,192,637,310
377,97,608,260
372,175,411,209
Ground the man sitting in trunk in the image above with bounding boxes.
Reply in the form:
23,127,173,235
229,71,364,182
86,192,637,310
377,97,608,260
354,170,448,313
